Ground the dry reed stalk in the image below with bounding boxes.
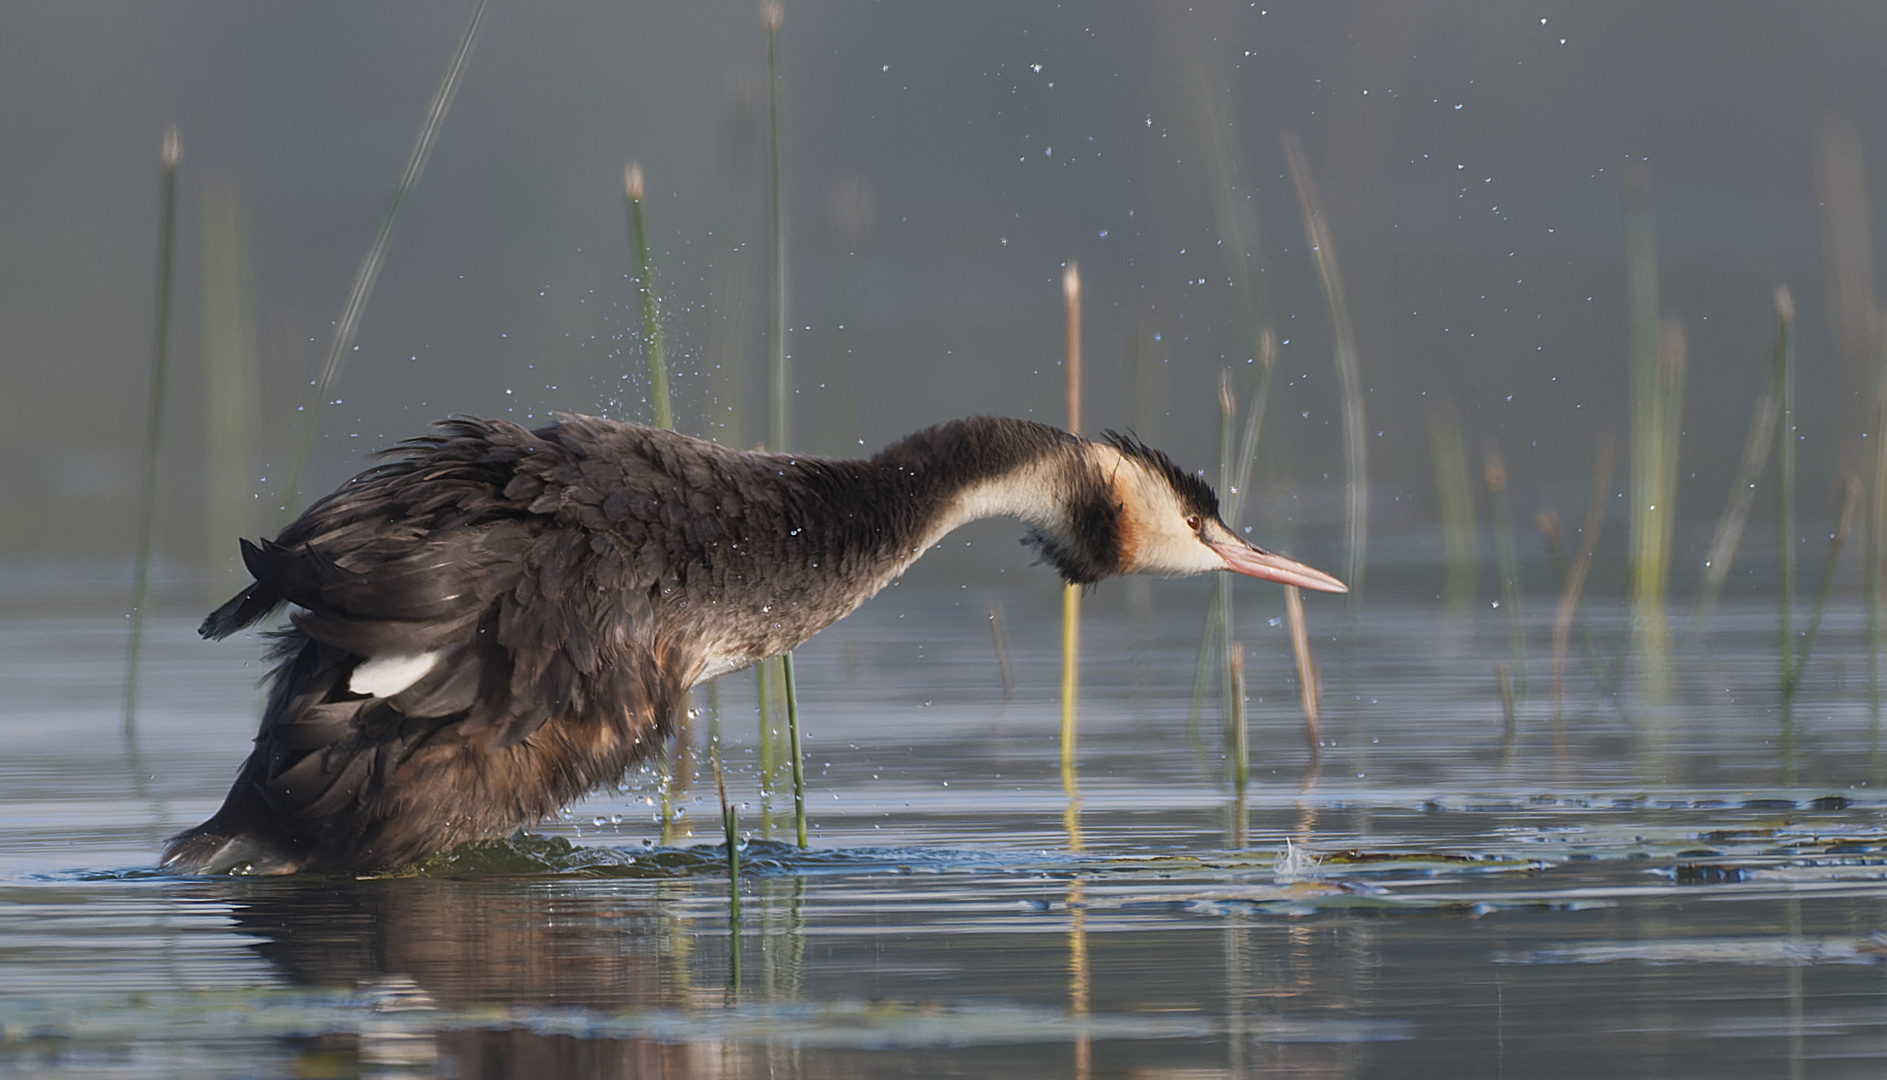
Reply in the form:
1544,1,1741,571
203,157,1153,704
1061,263,1083,802
1485,443,1525,696
1693,288,1792,632
1229,643,1249,789
1497,662,1516,742
1283,133,1368,597
987,602,1015,705
1284,585,1321,750
1539,508,1614,696
1553,435,1617,742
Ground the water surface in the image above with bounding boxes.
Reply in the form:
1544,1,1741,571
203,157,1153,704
5,588,1886,1078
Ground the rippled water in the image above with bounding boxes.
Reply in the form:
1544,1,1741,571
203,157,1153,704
6,583,1887,1078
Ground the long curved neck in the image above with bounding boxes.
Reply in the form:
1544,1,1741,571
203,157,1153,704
674,417,1122,681
854,416,1121,584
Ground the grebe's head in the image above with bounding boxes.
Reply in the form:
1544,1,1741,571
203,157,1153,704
1092,432,1348,592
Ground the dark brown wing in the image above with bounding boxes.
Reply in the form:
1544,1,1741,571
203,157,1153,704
168,417,690,873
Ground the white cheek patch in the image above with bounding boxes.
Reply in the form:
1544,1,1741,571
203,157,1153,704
1138,528,1227,575
349,651,443,697
1110,459,1225,576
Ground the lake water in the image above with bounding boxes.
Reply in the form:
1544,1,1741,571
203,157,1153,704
5,582,1887,1078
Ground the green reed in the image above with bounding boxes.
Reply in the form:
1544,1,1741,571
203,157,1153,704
756,659,776,834
711,745,741,991
1693,288,1790,633
765,1,787,453
623,162,673,431
1623,164,1683,695
757,2,809,849
784,651,806,848
281,0,484,519
125,127,181,734
1785,476,1858,697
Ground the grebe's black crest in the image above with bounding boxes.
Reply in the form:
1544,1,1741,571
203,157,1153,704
163,414,1344,875
1101,430,1219,520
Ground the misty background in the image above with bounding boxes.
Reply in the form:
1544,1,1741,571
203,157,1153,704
6,1,1886,610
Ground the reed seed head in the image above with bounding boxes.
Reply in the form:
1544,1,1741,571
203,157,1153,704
161,126,180,168
1063,261,1081,302
1775,284,1795,323
625,161,644,203
763,1,783,30
1537,508,1561,546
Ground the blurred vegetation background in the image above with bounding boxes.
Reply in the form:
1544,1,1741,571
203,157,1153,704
5,1,1886,614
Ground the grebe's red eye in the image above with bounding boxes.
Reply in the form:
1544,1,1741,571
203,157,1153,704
1185,514,1203,532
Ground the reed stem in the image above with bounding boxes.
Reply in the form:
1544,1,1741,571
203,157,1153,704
1485,443,1525,696
716,749,741,994
1785,475,1858,695
764,1,787,453
624,162,673,430
1061,264,1083,803
756,659,774,833
1624,163,1682,694
1693,288,1791,633
1497,662,1517,743
1539,508,1615,692
281,0,482,518
1229,643,1249,791
1553,435,1617,743
987,601,1015,705
1283,133,1368,598
1871,371,1887,765
125,127,180,734
1217,372,1238,762
784,650,806,848
1284,586,1321,750
1779,289,1798,695
1227,329,1280,526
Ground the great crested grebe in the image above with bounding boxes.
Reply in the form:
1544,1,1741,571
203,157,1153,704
163,414,1346,874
